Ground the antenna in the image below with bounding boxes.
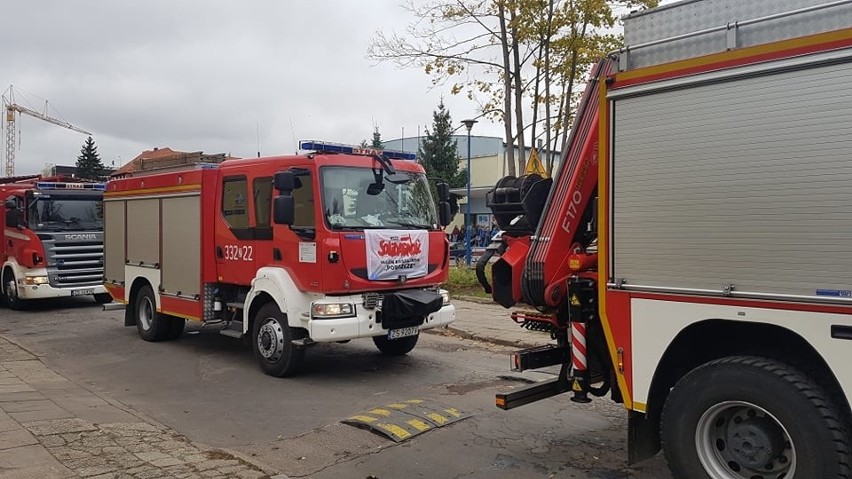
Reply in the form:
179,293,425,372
289,117,298,154
256,121,260,158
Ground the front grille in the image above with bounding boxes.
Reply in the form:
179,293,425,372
42,238,104,288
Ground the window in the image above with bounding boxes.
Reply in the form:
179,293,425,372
221,177,249,228
292,173,315,227
27,195,103,231
320,167,437,229
253,177,272,228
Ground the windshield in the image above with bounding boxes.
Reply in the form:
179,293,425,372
321,167,437,230
27,196,103,231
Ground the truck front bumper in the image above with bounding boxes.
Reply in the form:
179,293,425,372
306,291,456,343
17,280,106,300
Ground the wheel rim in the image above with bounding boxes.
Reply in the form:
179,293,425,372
5,275,16,303
696,400,795,479
256,318,285,362
138,296,154,331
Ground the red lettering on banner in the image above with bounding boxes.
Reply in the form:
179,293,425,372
377,237,423,257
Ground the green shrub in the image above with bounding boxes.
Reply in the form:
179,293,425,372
444,264,492,298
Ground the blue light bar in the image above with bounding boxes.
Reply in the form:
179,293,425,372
299,140,417,161
36,182,106,191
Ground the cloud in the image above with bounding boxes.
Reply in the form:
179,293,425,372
1,0,512,174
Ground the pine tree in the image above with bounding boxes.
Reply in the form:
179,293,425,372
419,101,465,215
371,127,383,149
76,136,105,180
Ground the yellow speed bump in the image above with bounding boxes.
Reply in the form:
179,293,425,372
342,398,471,442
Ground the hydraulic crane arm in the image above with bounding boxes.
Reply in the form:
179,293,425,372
480,58,613,310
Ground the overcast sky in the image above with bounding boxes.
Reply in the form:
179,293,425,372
0,1,666,175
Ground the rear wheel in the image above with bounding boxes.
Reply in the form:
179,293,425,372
166,316,185,340
3,268,27,311
373,333,419,356
94,293,113,304
252,303,304,377
661,355,851,479
134,285,169,342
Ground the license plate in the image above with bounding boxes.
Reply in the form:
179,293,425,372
388,326,419,340
71,289,94,296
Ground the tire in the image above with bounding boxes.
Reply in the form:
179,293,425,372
252,303,304,377
661,355,851,479
166,316,185,340
373,333,419,356
3,269,27,311
94,293,113,304
134,285,169,342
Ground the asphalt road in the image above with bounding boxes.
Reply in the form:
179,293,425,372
0,297,672,478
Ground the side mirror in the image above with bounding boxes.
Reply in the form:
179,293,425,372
439,202,451,227
367,182,385,195
436,182,450,202
273,195,295,225
274,171,295,192
5,209,20,229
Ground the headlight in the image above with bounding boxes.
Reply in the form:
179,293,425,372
23,276,49,285
440,290,450,305
312,303,355,318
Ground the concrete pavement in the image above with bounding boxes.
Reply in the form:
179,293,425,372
0,298,547,478
0,336,273,479
441,296,552,348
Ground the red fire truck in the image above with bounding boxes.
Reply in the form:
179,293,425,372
0,176,109,309
478,1,852,477
103,141,456,377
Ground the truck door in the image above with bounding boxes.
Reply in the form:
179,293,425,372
270,170,321,291
215,175,259,286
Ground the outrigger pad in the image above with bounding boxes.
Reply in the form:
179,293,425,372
342,399,471,442
381,290,443,318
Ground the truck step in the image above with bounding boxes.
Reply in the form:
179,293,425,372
510,344,567,372
219,320,244,339
219,329,243,339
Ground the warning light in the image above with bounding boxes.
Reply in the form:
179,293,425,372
299,140,417,161
36,182,106,191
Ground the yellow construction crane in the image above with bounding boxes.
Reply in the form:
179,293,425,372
2,85,92,176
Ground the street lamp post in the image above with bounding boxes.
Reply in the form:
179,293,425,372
461,119,477,266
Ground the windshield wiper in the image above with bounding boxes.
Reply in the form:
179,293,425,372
384,218,432,229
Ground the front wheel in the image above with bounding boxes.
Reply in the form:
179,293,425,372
661,356,851,479
373,333,419,356
252,303,304,377
3,269,27,311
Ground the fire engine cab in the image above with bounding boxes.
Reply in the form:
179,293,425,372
0,177,109,309
103,141,456,377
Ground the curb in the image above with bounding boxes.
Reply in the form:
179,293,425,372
454,294,495,305
443,325,541,349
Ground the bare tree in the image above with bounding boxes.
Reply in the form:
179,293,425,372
368,0,657,178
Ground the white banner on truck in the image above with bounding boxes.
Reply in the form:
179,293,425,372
365,230,429,281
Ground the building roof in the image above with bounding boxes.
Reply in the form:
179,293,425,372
113,147,235,178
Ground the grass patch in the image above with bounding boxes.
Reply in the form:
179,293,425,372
445,264,492,299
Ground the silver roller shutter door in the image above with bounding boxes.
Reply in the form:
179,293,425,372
611,54,852,301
